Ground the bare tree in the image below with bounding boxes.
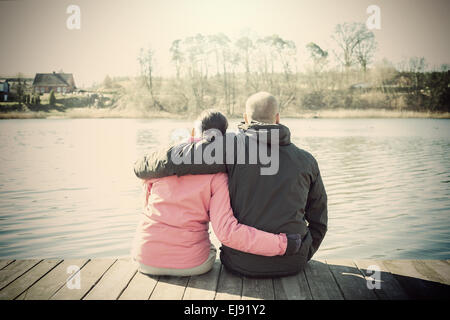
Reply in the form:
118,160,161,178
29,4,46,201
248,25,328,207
332,22,376,71
355,32,377,73
183,34,209,113
235,36,254,85
138,47,165,111
208,33,230,77
407,56,427,73
254,36,273,89
14,73,26,105
170,39,184,80
228,49,240,115
408,56,427,103
257,35,297,110
270,36,296,81
208,33,232,111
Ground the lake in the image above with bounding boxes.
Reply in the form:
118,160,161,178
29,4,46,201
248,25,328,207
0,118,449,260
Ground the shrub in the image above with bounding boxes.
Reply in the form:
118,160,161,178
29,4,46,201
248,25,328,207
49,90,56,105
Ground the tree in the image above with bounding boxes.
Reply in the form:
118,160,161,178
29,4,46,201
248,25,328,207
407,56,427,73
332,22,376,71
208,34,224,77
235,36,254,85
439,64,450,72
425,70,450,112
354,31,377,73
170,39,184,79
254,34,297,110
255,36,276,88
183,34,209,113
306,42,328,71
305,42,330,94
208,33,233,113
49,90,56,105
138,47,165,111
227,49,240,115
270,35,297,110
407,56,427,106
270,35,297,79
103,75,113,88
15,74,25,105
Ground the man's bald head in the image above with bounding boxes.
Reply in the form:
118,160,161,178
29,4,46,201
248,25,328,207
244,92,279,124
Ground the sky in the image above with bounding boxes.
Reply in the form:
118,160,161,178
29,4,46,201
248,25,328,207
0,0,449,87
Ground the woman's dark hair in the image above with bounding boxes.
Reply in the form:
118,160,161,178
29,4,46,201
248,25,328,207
197,110,228,135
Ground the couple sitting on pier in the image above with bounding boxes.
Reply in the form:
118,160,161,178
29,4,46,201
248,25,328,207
132,92,328,278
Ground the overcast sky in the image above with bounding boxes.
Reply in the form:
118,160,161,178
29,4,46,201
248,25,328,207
1,0,449,87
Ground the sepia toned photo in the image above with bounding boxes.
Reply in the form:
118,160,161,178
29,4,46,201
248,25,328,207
0,0,449,306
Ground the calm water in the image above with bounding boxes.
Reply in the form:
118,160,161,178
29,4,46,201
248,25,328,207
0,118,449,259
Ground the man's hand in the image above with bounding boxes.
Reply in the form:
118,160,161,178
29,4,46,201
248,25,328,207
284,233,302,256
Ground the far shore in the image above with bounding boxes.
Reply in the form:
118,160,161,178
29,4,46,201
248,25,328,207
0,107,449,120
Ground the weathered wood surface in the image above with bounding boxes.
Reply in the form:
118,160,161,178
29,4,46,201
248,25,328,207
0,259,448,300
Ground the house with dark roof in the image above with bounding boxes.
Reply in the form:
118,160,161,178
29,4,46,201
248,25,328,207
32,72,76,94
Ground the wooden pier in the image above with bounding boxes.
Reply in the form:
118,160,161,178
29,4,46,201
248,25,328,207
0,259,448,300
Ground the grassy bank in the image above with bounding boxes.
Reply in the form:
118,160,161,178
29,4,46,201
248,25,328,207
0,107,182,119
1,106,448,120
283,108,450,119
2,84,449,120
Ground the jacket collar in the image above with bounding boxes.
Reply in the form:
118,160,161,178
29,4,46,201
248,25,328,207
237,121,291,146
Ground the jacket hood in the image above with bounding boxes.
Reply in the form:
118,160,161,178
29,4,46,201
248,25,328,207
237,121,291,146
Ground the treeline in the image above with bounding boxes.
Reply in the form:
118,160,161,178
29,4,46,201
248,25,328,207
114,22,449,115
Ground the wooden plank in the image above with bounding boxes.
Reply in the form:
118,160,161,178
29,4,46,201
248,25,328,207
242,277,274,300
83,259,137,300
273,270,312,300
183,260,221,300
354,260,409,300
149,275,189,300
382,260,433,299
118,271,159,300
304,260,344,300
0,260,41,291
326,259,378,300
383,260,450,299
0,260,15,270
16,259,89,300
0,259,62,300
215,266,242,300
421,260,450,285
1,258,442,301
50,259,116,300
412,260,450,284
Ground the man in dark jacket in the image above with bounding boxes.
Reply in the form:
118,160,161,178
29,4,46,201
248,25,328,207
134,92,328,278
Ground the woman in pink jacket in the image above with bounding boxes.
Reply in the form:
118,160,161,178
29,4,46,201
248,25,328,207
132,110,301,276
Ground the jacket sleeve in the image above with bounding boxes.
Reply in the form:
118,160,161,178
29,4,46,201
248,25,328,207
305,160,328,260
134,145,178,180
209,173,287,256
134,139,228,180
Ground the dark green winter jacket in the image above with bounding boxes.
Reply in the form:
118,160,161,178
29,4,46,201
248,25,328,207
134,122,328,277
